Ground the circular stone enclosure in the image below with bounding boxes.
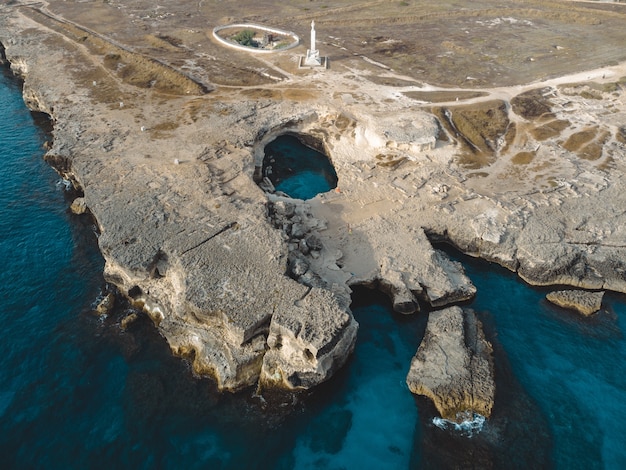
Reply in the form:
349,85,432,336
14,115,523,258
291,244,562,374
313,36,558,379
259,133,338,200
213,24,300,53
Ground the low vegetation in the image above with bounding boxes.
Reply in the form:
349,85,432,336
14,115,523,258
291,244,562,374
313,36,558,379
511,151,535,165
561,127,598,152
404,90,488,103
530,119,570,141
232,29,256,47
24,7,207,96
433,100,510,169
511,88,553,120
375,154,408,169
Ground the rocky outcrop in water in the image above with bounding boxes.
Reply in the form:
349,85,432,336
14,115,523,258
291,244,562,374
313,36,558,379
406,307,495,421
95,292,115,315
260,287,358,390
70,197,87,214
546,290,604,316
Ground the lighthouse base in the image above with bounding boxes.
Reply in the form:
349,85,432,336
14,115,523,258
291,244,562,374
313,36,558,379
299,49,327,69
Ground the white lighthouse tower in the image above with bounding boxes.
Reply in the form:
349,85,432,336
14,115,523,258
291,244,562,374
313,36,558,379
300,20,327,68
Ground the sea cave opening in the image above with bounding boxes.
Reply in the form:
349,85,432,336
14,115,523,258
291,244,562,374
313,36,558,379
258,133,338,200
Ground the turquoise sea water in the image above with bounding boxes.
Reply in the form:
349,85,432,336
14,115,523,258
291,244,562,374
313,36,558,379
1,66,626,468
262,134,338,200
443,250,626,469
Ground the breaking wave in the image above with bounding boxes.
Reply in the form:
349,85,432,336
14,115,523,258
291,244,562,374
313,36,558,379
56,178,72,191
432,413,486,437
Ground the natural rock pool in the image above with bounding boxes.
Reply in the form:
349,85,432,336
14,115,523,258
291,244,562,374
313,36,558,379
262,134,338,200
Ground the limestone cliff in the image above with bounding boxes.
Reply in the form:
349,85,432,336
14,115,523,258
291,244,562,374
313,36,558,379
406,307,495,421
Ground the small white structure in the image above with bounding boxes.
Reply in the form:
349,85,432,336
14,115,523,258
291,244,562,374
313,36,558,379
299,21,327,69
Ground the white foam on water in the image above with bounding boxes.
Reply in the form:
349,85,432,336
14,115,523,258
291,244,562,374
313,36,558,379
432,413,486,437
56,178,72,191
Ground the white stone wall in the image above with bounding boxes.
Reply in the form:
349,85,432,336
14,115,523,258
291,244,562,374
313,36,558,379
212,24,300,54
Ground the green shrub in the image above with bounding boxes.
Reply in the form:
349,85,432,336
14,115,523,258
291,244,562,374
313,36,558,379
233,29,256,47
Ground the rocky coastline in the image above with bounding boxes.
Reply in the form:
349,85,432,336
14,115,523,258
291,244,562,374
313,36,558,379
2,0,626,421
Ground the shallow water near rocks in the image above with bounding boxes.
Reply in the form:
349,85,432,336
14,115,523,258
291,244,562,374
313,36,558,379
441,247,626,469
1,69,626,468
263,134,338,200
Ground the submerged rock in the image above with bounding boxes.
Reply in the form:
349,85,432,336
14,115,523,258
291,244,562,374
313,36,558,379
95,292,116,315
546,289,604,316
70,197,88,215
120,312,139,329
406,306,495,421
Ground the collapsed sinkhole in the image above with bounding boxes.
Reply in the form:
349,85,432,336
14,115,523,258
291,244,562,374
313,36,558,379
257,133,338,200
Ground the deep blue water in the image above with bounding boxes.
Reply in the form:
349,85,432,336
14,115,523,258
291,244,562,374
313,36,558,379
1,66,626,469
262,134,338,200
455,252,626,469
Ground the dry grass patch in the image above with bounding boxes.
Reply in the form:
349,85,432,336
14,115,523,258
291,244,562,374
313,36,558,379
433,100,509,169
41,36,134,108
617,126,626,145
559,84,603,100
578,142,603,161
511,88,553,120
530,119,570,141
152,121,180,132
32,0,626,91
375,154,408,169
579,90,604,100
333,114,356,131
562,127,598,152
545,176,559,188
500,122,517,155
149,120,181,139
578,131,609,161
24,7,207,96
144,34,184,51
560,81,625,95
282,89,318,101
240,88,281,100
511,151,535,165
182,98,213,122
597,155,615,172
366,75,420,87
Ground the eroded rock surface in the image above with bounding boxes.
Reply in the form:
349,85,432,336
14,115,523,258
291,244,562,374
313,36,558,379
546,290,604,316
260,287,358,390
406,307,495,421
